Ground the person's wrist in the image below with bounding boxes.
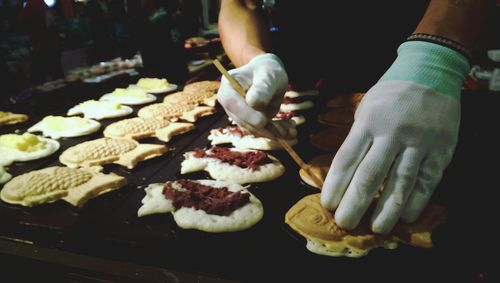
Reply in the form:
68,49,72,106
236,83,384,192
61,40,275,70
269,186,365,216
248,53,285,69
407,33,472,64
238,46,267,67
379,41,470,100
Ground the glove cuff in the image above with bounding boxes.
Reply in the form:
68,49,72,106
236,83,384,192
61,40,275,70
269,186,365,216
249,53,286,69
379,41,470,100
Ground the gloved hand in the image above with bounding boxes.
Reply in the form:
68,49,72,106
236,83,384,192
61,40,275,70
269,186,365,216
321,41,470,234
217,53,291,138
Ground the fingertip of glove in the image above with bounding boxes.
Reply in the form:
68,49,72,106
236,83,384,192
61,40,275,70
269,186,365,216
401,196,427,223
246,86,270,109
288,127,297,139
370,219,392,235
251,114,269,129
246,95,265,109
400,209,419,223
217,87,242,105
334,210,358,230
320,192,337,211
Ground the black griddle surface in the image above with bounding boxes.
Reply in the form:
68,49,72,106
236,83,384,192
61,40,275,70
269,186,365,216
1,84,498,282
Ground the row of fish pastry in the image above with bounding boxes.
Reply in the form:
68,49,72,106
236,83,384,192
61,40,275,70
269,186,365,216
0,78,171,182
0,79,220,211
136,89,319,233
0,78,175,181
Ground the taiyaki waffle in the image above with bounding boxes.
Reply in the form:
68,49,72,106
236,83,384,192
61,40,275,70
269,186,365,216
59,137,168,169
0,111,28,126
285,194,447,257
104,117,194,142
317,108,355,126
138,102,216,122
182,81,220,95
299,154,335,189
326,92,365,109
309,126,350,152
163,91,217,107
1,166,126,207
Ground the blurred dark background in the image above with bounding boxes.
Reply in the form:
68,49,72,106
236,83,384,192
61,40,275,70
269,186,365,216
0,0,222,106
1,0,499,106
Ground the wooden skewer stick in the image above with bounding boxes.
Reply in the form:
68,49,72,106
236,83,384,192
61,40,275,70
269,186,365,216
213,59,324,188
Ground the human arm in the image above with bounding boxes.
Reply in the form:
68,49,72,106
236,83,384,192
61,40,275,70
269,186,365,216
219,0,270,66
217,0,291,137
414,0,495,49
320,0,496,234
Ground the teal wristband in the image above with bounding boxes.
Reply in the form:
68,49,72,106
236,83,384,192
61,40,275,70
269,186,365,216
379,41,470,99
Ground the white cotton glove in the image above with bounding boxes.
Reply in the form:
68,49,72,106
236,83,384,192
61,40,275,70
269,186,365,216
217,53,292,138
321,41,470,234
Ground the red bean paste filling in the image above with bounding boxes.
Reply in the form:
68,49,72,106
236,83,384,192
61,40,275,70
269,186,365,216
226,125,248,137
275,111,296,120
282,96,310,104
163,179,250,216
193,146,272,171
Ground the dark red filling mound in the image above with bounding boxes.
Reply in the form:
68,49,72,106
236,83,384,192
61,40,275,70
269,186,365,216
282,97,294,104
163,179,250,216
194,146,272,171
226,125,248,137
282,96,310,104
275,111,296,120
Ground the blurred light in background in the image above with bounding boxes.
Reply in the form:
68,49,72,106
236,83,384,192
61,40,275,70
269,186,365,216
44,0,56,7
